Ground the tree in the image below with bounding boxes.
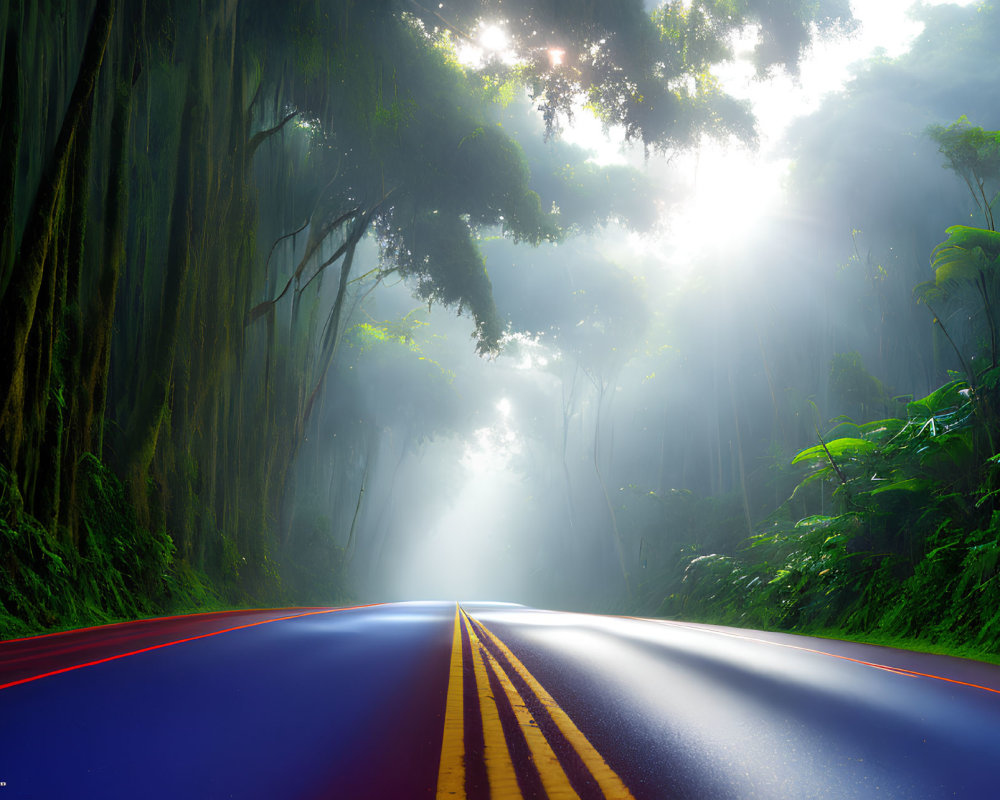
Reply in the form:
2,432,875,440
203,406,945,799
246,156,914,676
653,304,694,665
405,0,853,149
919,122,1000,371
918,225,1000,372
486,235,649,597
928,116,1000,231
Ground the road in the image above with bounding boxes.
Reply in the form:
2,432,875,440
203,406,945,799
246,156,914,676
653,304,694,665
1,601,999,798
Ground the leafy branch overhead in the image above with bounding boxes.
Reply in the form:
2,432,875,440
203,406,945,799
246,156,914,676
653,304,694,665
241,2,570,355
237,0,859,365
404,0,854,148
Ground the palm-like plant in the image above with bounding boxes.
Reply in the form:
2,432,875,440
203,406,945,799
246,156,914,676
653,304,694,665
919,225,1000,369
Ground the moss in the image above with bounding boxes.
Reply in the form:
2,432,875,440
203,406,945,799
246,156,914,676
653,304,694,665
0,457,221,640
279,512,351,607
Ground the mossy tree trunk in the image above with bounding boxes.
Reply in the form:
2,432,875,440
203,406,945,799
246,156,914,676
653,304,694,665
4,0,543,613
0,0,115,544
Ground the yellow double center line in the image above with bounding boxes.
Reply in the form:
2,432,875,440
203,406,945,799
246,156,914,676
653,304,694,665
437,605,635,799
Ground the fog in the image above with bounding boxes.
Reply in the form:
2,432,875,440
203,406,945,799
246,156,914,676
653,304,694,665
268,0,998,612
9,0,1000,647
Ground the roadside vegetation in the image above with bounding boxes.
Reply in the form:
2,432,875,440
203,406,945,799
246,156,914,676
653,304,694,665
654,117,1000,660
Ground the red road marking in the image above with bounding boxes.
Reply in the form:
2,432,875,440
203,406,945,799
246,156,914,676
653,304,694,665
0,607,333,644
0,604,380,691
656,619,1000,696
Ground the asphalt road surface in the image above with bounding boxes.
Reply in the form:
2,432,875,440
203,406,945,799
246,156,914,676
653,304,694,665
2,601,999,798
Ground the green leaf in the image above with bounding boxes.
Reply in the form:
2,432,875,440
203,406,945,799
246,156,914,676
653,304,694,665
906,379,968,420
824,420,863,440
868,478,932,495
914,430,974,469
940,224,1000,256
859,417,906,440
794,514,839,528
980,366,1000,391
791,437,874,465
931,246,984,287
787,468,832,501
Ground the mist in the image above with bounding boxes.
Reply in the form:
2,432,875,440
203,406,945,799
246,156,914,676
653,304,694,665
5,0,1000,645
267,0,997,614
270,1,988,614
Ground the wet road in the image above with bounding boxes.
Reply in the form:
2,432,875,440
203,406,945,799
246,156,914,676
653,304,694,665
1,601,999,798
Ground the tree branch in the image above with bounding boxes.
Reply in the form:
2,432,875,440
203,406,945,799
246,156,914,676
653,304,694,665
303,201,386,424
247,110,299,162
925,300,976,388
245,206,360,326
404,0,476,44
262,217,309,284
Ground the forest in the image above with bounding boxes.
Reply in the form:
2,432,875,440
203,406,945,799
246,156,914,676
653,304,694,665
2,0,1000,660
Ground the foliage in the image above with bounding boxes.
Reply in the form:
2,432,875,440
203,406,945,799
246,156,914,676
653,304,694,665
279,512,351,607
8,0,1000,658
660,375,1000,653
637,24,1000,659
407,0,853,147
917,223,1000,369
915,120,1000,373
828,351,895,421
626,488,751,616
1,0,586,630
927,117,1000,230
0,459,216,639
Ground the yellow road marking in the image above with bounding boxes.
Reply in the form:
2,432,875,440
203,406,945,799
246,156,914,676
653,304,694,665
436,606,636,800
436,604,465,799
472,621,581,799
465,610,521,797
476,619,636,800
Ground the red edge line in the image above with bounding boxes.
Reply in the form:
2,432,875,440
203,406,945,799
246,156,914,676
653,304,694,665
0,603,381,692
0,606,341,644
655,619,1000,696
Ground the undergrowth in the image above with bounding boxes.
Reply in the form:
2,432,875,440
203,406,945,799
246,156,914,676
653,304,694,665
660,377,1000,662
0,458,223,639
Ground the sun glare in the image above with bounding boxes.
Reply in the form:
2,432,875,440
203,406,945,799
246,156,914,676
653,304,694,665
479,24,508,52
458,22,517,67
461,399,520,475
469,0,983,284
666,142,787,269
558,100,627,166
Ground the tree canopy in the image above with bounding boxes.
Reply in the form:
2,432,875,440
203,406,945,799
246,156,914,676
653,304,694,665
404,0,853,148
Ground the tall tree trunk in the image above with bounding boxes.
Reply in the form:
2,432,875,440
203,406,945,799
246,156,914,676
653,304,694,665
729,365,753,537
0,0,114,474
122,73,196,494
0,3,22,297
592,378,630,599
86,73,134,460
54,87,96,540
